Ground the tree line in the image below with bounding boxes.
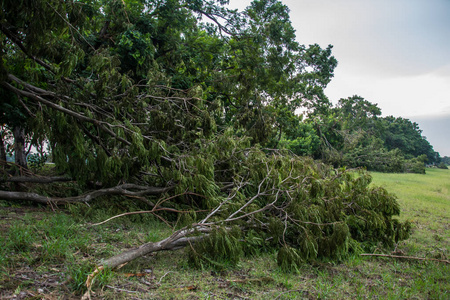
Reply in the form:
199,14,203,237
280,95,439,174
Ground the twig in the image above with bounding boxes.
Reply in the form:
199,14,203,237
105,285,138,293
360,253,450,264
89,209,177,227
153,191,206,210
158,271,174,284
226,173,271,220
89,192,208,226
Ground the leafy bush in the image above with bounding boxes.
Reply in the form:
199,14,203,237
437,162,448,169
404,157,426,174
27,153,48,171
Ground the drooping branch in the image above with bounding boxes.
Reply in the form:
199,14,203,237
0,22,55,74
2,77,132,146
0,184,172,204
78,120,113,156
2,74,186,156
45,2,96,51
0,176,72,184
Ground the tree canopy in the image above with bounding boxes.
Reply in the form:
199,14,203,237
0,0,420,272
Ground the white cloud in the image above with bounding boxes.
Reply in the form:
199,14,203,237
287,0,450,76
325,70,450,117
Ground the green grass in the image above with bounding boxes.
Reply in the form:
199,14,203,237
0,169,448,299
371,168,450,258
371,168,449,220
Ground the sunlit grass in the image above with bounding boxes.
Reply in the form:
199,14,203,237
371,168,450,259
371,168,449,220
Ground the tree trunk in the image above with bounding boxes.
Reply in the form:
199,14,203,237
0,130,7,164
101,233,206,269
13,126,27,170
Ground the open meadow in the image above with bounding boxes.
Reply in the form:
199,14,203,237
0,168,448,299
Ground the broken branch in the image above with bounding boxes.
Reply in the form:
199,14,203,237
360,253,449,264
0,184,172,204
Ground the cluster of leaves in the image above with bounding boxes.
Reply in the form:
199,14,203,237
27,152,48,171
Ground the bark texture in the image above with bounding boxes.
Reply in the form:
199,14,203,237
13,126,27,170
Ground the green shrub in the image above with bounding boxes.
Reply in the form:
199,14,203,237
277,245,303,272
27,153,48,171
437,162,448,169
404,158,426,174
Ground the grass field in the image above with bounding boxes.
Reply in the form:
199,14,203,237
370,169,449,259
0,169,448,299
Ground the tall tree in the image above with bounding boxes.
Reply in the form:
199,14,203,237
380,116,438,163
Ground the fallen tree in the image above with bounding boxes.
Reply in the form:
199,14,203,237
77,150,411,299
79,147,411,270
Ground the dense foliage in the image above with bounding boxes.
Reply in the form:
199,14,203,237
440,156,450,167
280,95,439,173
0,0,415,268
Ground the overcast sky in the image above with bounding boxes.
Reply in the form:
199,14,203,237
228,0,450,156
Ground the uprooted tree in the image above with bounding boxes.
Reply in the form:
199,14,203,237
1,0,410,273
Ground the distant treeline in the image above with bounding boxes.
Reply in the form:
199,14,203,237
280,96,440,173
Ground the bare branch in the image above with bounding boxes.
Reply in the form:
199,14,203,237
360,254,450,264
0,184,172,204
226,171,272,220
90,192,209,227
100,225,212,269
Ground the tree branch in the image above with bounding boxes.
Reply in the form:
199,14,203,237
101,225,212,269
0,184,172,204
0,23,55,73
360,253,449,264
2,78,132,146
1,176,72,184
